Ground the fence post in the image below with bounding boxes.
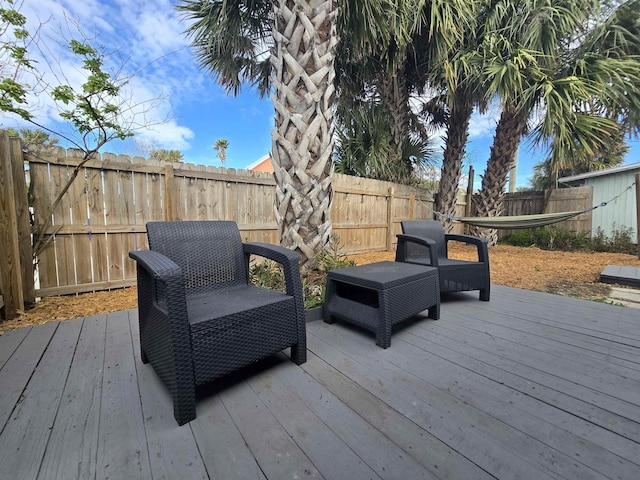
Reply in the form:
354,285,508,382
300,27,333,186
386,187,395,251
465,166,474,234
0,131,25,319
409,194,415,219
636,173,640,258
164,164,176,221
10,137,35,307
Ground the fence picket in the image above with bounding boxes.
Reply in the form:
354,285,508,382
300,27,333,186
70,158,91,285
86,164,108,283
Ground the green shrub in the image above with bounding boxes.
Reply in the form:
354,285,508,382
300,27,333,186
500,226,589,251
315,234,356,271
249,234,355,309
249,259,285,291
590,225,636,254
499,229,539,247
501,224,637,254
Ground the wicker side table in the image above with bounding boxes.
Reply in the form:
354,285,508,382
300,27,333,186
323,261,439,348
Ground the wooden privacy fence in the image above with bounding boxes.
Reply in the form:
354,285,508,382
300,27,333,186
0,135,591,319
6,142,438,306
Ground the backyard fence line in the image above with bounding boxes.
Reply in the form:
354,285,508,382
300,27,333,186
19,144,441,301
0,136,592,319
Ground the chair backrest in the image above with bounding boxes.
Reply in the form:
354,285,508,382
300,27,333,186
146,221,247,295
400,220,448,259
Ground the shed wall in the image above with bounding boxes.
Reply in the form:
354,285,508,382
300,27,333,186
586,170,638,241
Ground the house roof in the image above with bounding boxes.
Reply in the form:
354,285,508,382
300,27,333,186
245,153,271,171
558,161,640,184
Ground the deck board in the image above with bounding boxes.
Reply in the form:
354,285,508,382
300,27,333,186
218,373,323,479
444,304,640,372
388,331,640,478
38,315,106,480
0,320,82,480
96,310,151,480
408,318,640,445
190,393,267,480
246,361,393,480
130,310,210,480
0,326,31,369
299,349,493,480
426,320,640,423
309,322,581,480
255,354,436,480
1,284,639,479
0,321,57,428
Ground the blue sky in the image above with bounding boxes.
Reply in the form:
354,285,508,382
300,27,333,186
2,0,639,189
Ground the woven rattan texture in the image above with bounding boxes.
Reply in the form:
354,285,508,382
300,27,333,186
397,220,491,301
130,221,306,425
325,263,439,348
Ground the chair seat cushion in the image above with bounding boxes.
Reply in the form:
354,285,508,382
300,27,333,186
187,284,293,331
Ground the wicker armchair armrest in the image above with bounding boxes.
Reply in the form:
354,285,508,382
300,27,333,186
444,234,489,263
129,250,187,314
243,242,303,300
129,250,182,282
395,234,439,266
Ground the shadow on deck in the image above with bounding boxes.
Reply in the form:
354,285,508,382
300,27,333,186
1,285,639,479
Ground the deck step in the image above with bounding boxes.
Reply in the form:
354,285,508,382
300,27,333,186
600,265,640,288
606,286,640,309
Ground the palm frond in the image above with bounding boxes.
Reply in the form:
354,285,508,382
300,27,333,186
178,0,273,97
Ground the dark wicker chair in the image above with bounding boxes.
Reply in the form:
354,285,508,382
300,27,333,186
129,221,306,425
395,220,490,301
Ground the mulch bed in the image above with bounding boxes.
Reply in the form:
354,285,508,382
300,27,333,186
2,244,639,334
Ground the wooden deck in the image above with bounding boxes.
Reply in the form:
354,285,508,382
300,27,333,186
1,284,639,480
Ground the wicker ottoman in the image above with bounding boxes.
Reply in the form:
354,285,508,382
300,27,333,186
324,261,440,348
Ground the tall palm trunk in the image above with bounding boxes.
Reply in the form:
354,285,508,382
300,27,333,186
378,56,413,182
271,0,338,272
436,93,473,232
473,104,526,244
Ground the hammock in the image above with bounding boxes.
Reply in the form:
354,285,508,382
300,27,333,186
436,210,590,229
435,181,635,230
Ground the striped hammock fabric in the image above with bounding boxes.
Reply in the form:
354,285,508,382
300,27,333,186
439,210,588,229
440,181,634,229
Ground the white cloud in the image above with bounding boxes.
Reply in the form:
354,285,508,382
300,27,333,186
468,102,501,139
136,119,194,151
1,0,201,152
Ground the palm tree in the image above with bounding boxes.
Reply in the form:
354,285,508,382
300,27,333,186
269,0,338,270
180,0,338,271
420,1,488,232
530,128,629,190
213,138,229,165
334,1,473,189
473,0,640,244
6,127,59,146
179,1,476,265
149,148,184,163
334,101,433,183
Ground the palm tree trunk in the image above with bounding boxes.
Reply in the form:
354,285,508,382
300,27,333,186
378,56,412,182
270,0,338,272
436,94,473,232
473,105,526,244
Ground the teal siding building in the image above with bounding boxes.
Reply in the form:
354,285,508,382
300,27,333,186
559,162,640,243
